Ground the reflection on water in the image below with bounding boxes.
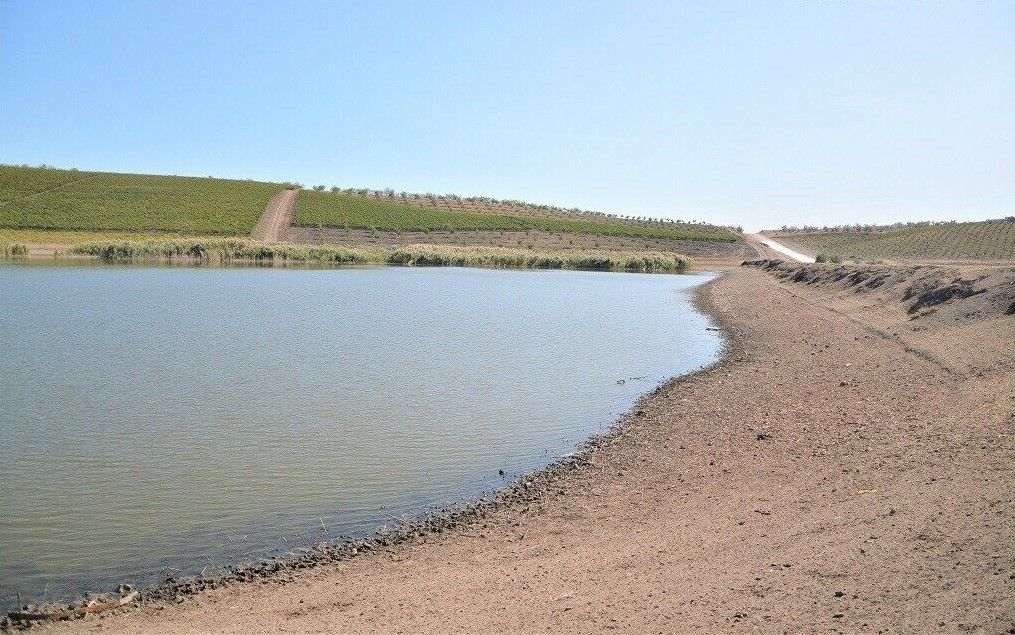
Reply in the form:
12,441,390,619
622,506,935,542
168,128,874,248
0,264,720,609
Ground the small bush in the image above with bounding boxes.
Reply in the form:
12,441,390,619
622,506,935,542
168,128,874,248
1,242,29,257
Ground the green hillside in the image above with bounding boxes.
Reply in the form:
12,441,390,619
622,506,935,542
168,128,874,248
767,221,1015,261
0,166,281,235
0,166,94,204
1,165,741,244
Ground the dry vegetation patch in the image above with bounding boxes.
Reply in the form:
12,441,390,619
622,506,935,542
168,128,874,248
70,239,692,272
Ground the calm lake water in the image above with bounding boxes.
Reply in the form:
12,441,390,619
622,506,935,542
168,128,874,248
0,264,721,609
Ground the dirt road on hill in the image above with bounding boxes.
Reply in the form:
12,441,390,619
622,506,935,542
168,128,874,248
251,189,297,242
40,265,1014,634
747,233,815,263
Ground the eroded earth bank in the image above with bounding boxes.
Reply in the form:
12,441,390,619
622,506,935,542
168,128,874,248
36,263,1014,634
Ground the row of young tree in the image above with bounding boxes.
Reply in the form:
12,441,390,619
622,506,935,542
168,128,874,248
289,183,739,232
778,217,1015,233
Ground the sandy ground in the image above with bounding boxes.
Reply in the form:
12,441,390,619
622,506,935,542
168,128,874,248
31,264,1015,634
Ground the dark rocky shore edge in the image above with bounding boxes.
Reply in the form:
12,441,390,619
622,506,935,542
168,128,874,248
3,271,737,632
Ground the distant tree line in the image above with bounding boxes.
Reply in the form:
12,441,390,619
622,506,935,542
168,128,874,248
777,217,1015,234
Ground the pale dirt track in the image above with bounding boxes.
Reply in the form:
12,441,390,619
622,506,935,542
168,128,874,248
251,189,297,242
746,233,815,263
42,267,1014,634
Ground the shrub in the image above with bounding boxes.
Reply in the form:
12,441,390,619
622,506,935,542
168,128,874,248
1,242,29,257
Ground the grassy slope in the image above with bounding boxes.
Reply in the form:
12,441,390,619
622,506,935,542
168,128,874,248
0,166,281,235
770,221,1015,261
0,166,96,204
295,189,739,242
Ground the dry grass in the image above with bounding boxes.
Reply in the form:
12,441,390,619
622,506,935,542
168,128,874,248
66,239,691,272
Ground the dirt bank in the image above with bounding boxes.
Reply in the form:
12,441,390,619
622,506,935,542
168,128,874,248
745,259,1015,377
35,264,1014,633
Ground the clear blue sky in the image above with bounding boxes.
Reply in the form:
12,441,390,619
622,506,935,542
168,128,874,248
2,1,1012,230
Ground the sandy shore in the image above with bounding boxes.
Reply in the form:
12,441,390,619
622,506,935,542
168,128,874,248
33,264,1014,634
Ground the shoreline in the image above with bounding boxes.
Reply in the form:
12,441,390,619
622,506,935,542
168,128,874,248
20,263,1015,633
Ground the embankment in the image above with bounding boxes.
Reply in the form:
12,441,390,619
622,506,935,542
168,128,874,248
744,259,1015,376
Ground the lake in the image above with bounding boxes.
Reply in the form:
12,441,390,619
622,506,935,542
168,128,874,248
0,263,721,609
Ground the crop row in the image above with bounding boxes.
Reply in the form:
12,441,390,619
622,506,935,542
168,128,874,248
771,221,1015,261
294,190,739,242
340,189,738,235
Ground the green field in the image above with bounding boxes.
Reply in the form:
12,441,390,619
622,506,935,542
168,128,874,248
295,190,739,242
768,221,1015,261
0,166,281,235
0,166,95,204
